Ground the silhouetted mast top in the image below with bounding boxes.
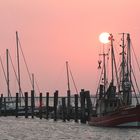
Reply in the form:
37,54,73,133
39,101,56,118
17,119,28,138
16,31,22,97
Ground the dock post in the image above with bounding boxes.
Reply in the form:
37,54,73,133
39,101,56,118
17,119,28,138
80,89,86,123
15,93,19,118
74,94,78,122
54,90,58,121
62,97,66,122
39,93,42,119
46,92,49,119
31,90,35,118
0,94,3,116
4,98,7,117
85,91,92,121
25,92,28,118
67,90,71,121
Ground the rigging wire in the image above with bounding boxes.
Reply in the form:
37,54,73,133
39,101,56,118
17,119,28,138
18,35,42,97
130,41,140,95
0,56,12,98
93,66,104,107
68,65,79,94
131,42,140,73
9,52,24,97
18,38,33,90
34,76,41,95
131,82,139,105
131,67,140,96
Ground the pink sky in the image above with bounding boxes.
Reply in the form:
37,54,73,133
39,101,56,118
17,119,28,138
0,0,140,96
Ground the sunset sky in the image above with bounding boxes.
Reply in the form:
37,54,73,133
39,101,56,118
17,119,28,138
0,0,140,96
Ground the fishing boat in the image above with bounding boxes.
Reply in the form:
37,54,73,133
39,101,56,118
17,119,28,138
88,33,140,127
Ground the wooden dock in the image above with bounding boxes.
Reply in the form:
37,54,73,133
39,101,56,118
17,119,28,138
0,89,94,124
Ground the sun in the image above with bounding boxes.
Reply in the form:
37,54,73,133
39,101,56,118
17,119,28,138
99,32,110,44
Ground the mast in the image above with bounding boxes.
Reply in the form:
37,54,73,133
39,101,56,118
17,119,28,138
32,73,35,91
119,33,132,105
127,34,131,84
103,46,106,93
6,49,10,100
110,34,114,85
16,31,22,102
66,61,70,91
122,33,125,88
99,46,108,94
126,33,132,105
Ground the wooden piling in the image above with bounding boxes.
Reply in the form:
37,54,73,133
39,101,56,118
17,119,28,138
80,89,86,123
0,94,3,116
15,93,19,118
74,94,78,122
62,97,66,122
31,90,35,118
46,92,49,119
67,90,71,121
54,90,58,121
4,98,7,116
85,91,92,120
24,92,28,118
39,93,42,119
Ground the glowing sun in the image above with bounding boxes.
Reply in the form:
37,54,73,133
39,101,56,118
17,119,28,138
99,32,110,44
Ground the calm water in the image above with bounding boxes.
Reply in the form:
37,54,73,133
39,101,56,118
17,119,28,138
0,117,139,140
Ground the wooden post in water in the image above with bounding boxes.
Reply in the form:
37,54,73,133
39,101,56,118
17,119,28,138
74,94,78,122
39,93,42,119
46,92,49,119
67,90,71,121
62,97,66,122
31,90,35,118
53,90,58,121
4,98,7,116
24,92,28,118
85,91,92,121
0,94,3,116
80,89,86,123
15,93,19,118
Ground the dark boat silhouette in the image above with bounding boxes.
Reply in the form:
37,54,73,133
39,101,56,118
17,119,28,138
88,33,140,127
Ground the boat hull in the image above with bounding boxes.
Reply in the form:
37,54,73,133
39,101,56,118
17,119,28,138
88,105,140,127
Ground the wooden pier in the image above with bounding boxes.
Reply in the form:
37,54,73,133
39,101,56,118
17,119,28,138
0,89,94,124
